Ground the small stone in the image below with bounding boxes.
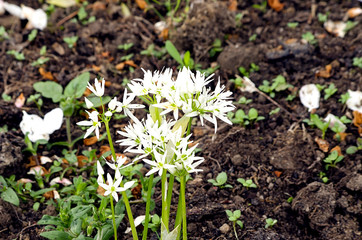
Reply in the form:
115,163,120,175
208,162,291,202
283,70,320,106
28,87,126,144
346,174,362,191
52,42,65,56
231,154,243,166
233,195,244,205
219,223,230,234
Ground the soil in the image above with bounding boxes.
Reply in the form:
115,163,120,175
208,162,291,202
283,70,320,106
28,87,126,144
0,0,361,240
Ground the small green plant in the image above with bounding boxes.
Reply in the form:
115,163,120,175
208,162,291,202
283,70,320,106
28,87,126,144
302,32,317,45
237,178,257,189
287,22,299,28
318,172,329,183
235,13,243,27
324,150,344,170
287,196,294,203
0,125,8,133
140,44,167,58
120,53,134,61
237,96,252,105
208,172,232,188
249,34,257,42
0,176,20,206
353,57,362,69
31,57,50,66
77,6,96,25
317,12,329,23
63,36,78,49
324,83,338,100
238,63,259,77
226,210,243,240
339,92,350,104
265,218,277,229
0,26,9,40
252,0,267,13
303,114,330,139
229,77,244,88
209,39,223,57
229,108,265,127
7,50,25,61
165,40,201,69
28,29,38,42
259,75,292,98
27,93,43,111
2,92,11,101
315,84,326,92
118,43,134,51
147,214,161,234
344,21,358,33
346,138,362,155
269,108,280,115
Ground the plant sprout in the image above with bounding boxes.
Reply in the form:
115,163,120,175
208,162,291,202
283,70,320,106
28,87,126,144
226,210,243,240
265,218,277,229
208,172,233,188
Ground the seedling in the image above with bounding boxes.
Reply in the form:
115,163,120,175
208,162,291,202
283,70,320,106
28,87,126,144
229,77,244,88
165,40,201,69
324,83,338,100
287,22,299,28
0,176,20,206
147,214,161,234
353,57,362,69
26,93,43,111
302,32,317,45
229,108,265,127
226,210,243,240
339,92,350,104
118,43,134,51
63,36,78,49
323,150,344,170
0,125,8,133
7,50,25,61
140,44,166,58
209,39,223,57
28,29,38,42
0,26,9,40
238,63,259,77
317,12,329,23
208,172,232,188
346,138,362,155
237,178,257,189
249,34,257,42
237,96,252,105
269,108,280,115
77,6,96,25
265,218,277,229
31,57,50,66
259,75,292,98
303,114,330,139
252,0,267,13
315,84,326,92
318,172,329,183
344,21,358,33
287,197,294,203
2,93,11,101
120,53,134,61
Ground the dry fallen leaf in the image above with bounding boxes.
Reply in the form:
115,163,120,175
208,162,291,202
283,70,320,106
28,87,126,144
124,60,138,68
97,185,106,196
159,28,169,41
39,67,54,80
14,93,25,108
115,62,125,70
228,0,237,11
43,190,54,199
352,110,362,135
268,0,284,12
131,183,142,199
92,65,101,72
135,0,147,10
77,155,88,168
91,1,106,11
333,132,350,141
274,171,282,178
330,146,342,156
324,20,347,38
315,64,332,78
347,7,362,18
84,136,98,146
315,137,329,152
105,81,112,87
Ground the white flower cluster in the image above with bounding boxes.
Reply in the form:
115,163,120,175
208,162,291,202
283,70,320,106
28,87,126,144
128,67,235,132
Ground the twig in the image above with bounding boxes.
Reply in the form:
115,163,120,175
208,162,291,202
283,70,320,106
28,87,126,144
18,223,38,240
308,0,317,24
56,10,79,27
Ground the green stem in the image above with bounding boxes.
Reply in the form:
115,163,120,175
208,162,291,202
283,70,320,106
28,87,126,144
166,174,174,217
142,173,154,240
110,194,118,240
161,170,169,231
174,191,182,240
104,120,138,240
180,175,187,240
186,118,192,136
65,116,72,150
233,221,239,240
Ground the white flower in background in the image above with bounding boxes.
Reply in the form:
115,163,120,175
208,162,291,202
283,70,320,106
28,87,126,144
324,114,347,133
143,151,175,176
106,155,128,179
98,173,135,202
76,110,101,139
125,215,146,234
3,2,24,18
0,1,5,15
108,97,119,111
87,78,105,97
299,84,320,111
21,5,47,30
346,90,362,113
172,142,204,174
96,160,104,183
84,97,94,109
20,108,63,142
117,119,146,153
50,177,72,186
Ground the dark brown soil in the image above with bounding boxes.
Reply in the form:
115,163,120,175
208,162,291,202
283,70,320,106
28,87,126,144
0,0,361,240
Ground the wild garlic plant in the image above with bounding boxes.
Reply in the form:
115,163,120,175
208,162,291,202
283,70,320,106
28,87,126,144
77,67,234,240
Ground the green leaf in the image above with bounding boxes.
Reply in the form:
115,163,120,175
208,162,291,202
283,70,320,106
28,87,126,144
235,109,246,120
38,215,64,226
33,202,40,211
30,188,55,198
165,40,183,65
225,210,233,217
1,188,19,206
248,108,258,120
236,220,243,229
33,81,63,103
28,29,38,42
40,231,72,240
216,172,227,185
64,72,90,99
234,210,241,218
184,51,190,67
70,219,82,236
346,146,358,154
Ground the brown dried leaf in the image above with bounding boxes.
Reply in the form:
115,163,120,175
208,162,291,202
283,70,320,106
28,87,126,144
315,137,329,152
97,185,105,196
131,183,142,199
39,67,54,80
92,64,101,72
347,7,362,18
77,155,88,168
91,1,106,11
159,28,169,41
84,136,98,146
228,0,237,11
15,93,25,108
115,62,125,70
124,60,138,68
315,64,332,78
43,190,54,199
274,171,282,178
135,0,147,10
268,0,284,12
352,111,362,135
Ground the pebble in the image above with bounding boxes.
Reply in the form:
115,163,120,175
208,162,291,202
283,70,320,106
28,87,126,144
219,223,230,234
231,154,243,166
